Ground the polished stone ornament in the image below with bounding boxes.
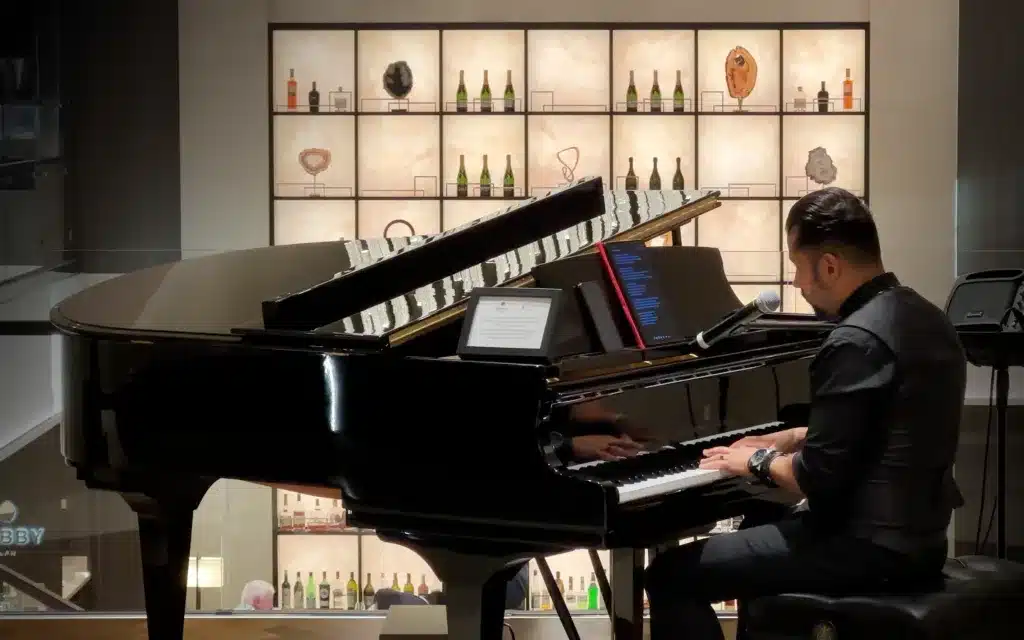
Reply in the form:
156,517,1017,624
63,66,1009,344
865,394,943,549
725,45,758,111
299,148,331,177
805,146,838,185
383,61,414,103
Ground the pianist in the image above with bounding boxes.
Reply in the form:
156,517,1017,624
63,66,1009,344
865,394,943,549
644,187,966,640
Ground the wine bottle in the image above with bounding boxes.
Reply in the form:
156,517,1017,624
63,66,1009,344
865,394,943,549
555,571,565,595
673,70,684,112
479,154,491,197
281,571,291,609
305,572,316,609
403,573,415,594
287,68,297,110
319,571,331,608
625,157,638,190
565,576,576,608
456,70,468,112
650,70,662,113
503,69,515,112
456,154,468,198
293,571,303,608
794,85,807,112
308,81,320,113
817,81,829,113
578,575,587,610
503,154,514,198
843,68,854,110
345,571,358,609
363,573,375,609
391,573,401,592
649,157,661,189
480,70,492,113
672,157,685,190
587,573,599,610
417,574,429,597
626,70,638,112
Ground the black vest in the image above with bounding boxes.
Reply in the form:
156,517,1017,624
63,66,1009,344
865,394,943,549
840,284,966,553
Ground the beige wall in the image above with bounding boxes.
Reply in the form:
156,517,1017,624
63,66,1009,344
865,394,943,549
178,0,961,593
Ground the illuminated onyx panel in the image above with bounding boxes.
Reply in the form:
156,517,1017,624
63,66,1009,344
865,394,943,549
357,115,440,197
357,200,441,239
441,30,526,113
357,31,440,113
730,283,781,308
276,533,359,600
697,116,780,197
443,200,513,231
698,199,781,282
782,29,866,112
442,115,526,198
273,116,356,198
361,534,439,595
274,200,357,245
612,116,695,191
611,30,697,113
527,115,611,196
272,30,355,113
527,30,610,112
782,115,865,198
697,30,781,113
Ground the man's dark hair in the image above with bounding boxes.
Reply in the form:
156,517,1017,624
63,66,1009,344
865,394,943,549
784,187,881,264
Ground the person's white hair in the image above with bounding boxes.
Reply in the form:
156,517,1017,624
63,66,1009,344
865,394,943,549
238,579,275,610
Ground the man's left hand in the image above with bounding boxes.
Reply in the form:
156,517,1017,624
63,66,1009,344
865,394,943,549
699,445,757,477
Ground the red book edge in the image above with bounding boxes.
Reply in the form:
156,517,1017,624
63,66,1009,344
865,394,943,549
594,241,646,349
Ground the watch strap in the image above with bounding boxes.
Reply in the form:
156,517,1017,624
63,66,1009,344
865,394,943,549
749,448,781,487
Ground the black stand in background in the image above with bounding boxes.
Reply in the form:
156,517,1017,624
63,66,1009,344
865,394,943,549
995,364,1009,559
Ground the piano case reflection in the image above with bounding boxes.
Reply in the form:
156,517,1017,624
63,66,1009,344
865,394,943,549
53,177,833,640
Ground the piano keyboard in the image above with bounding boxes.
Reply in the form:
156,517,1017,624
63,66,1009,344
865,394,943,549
566,421,784,504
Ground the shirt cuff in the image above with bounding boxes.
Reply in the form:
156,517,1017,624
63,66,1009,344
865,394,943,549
790,450,810,494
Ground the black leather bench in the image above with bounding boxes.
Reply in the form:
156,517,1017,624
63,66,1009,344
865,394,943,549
744,555,1024,639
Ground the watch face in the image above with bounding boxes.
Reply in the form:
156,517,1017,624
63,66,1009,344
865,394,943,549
749,449,768,466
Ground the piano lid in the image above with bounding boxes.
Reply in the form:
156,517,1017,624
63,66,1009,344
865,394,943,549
313,189,722,347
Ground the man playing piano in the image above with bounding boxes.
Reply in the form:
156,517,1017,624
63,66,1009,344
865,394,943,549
645,187,966,640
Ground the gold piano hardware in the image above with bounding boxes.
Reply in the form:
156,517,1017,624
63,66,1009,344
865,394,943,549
549,353,698,385
388,194,722,347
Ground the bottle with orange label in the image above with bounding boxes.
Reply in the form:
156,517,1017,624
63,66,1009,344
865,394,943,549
843,68,854,110
286,68,298,110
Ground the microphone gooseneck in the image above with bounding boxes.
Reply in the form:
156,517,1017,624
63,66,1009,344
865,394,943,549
695,290,781,350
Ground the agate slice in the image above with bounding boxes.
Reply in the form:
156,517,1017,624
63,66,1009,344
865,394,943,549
725,46,758,109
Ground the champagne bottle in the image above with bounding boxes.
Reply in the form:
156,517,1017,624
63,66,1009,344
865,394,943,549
565,576,576,608
287,68,297,110
672,157,685,190
319,571,331,609
503,154,514,198
281,571,291,609
403,573,415,594
817,81,829,113
309,81,320,113
363,573,375,609
305,572,316,609
649,157,661,189
417,574,429,597
843,68,854,110
625,157,638,190
578,576,587,610
626,70,638,112
555,571,565,595
530,570,541,609
479,154,491,197
503,69,515,112
456,70,468,112
650,70,662,113
456,154,468,198
587,573,599,610
673,69,685,112
391,573,400,591
480,70,492,113
345,571,358,609
293,571,303,608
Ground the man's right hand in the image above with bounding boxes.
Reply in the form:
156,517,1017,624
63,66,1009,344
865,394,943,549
572,434,644,461
728,427,807,454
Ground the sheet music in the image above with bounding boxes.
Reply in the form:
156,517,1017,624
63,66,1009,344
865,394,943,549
465,296,553,350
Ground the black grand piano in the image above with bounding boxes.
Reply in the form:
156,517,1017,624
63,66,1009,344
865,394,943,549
52,177,833,640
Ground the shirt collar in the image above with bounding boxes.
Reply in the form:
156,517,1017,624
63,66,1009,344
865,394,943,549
838,272,900,319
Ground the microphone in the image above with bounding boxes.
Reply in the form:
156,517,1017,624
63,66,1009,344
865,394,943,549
695,289,781,350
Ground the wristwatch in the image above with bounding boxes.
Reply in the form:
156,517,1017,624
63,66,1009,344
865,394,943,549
747,448,781,487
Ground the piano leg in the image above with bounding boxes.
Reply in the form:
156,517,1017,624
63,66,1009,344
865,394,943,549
120,483,212,640
610,548,645,640
536,557,582,640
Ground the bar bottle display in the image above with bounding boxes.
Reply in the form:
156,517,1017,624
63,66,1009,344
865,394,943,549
456,154,468,198
503,154,515,198
673,70,685,112
626,70,638,112
503,69,515,112
649,157,661,190
650,70,662,113
672,157,685,190
480,70,492,113
479,154,491,197
456,70,468,112
625,157,638,190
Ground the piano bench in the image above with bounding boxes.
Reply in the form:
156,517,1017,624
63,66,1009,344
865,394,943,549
744,555,1024,640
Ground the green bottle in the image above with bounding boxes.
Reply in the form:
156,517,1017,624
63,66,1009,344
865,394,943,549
650,70,662,113
479,154,491,197
626,70,638,112
480,70,492,113
503,69,515,112
587,573,599,610
456,154,468,198
673,69,685,112
305,572,316,609
456,69,468,112
503,154,515,198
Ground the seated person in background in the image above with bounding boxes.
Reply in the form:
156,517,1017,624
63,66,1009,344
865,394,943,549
644,187,966,640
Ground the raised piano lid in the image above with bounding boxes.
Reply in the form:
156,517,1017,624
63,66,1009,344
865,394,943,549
312,189,722,348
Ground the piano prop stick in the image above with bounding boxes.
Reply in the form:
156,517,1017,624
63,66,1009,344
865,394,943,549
695,289,781,350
